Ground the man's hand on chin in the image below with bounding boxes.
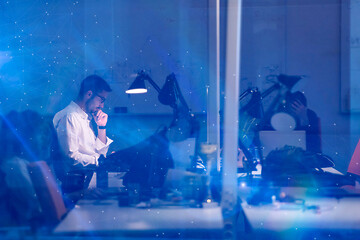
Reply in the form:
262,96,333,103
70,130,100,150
93,110,108,127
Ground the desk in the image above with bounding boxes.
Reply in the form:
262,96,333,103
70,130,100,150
242,196,360,231
239,192,360,239
54,199,223,238
238,184,360,239
237,166,360,238
239,165,344,178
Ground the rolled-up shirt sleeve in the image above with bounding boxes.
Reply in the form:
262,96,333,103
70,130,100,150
95,137,113,157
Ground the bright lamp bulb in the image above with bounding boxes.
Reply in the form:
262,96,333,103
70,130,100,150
125,88,148,94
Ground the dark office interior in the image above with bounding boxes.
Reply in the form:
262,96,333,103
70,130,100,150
1,0,360,239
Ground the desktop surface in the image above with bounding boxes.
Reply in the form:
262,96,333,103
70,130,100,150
54,198,223,238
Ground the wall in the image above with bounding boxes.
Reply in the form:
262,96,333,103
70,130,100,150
0,0,209,155
0,0,354,172
241,0,352,172
0,0,209,115
82,0,209,115
285,1,352,172
0,0,86,113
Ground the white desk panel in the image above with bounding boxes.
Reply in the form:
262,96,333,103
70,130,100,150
54,199,223,236
242,197,360,232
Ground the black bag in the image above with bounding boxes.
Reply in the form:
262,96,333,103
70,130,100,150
262,146,334,176
261,146,354,187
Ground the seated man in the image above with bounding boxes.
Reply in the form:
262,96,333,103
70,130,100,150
53,75,113,193
53,75,173,197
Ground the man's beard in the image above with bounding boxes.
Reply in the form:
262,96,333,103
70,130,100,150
85,99,98,114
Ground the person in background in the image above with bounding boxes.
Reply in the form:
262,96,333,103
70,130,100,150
237,91,322,170
285,91,322,153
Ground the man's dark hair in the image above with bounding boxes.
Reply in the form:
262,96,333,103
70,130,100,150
78,75,112,97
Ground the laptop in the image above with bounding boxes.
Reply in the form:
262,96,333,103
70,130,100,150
259,130,306,159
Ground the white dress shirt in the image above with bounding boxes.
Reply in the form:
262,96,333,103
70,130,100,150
53,101,113,167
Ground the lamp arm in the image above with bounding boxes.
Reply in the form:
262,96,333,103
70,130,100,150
144,75,161,93
239,87,258,101
172,75,189,110
261,82,281,99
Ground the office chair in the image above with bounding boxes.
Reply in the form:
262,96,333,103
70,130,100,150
348,139,360,177
27,161,67,227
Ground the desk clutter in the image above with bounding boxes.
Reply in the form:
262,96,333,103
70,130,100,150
253,146,355,188
88,169,211,209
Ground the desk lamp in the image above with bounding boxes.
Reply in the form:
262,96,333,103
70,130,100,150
126,71,160,94
126,71,189,110
126,71,196,141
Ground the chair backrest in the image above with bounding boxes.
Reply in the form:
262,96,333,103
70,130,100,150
348,139,360,176
27,161,67,226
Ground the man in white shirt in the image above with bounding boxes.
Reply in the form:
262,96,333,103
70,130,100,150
53,75,113,193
